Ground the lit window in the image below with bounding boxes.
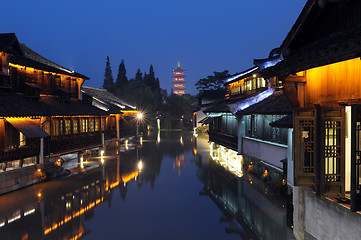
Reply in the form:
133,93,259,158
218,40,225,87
73,119,78,134
65,120,71,135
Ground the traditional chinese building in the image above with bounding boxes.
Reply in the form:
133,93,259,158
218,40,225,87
260,0,361,238
0,33,109,194
172,62,186,95
81,86,138,140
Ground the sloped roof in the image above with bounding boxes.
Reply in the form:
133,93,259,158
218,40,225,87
0,33,22,54
0,33,88,79
203,100,231,113
81,86,136,113
0,90,108,117
269,114,293,128
261,24,361,78
236,90,293,115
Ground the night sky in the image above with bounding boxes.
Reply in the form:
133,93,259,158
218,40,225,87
3,0,306,95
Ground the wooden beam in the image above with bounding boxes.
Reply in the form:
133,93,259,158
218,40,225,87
285,75,306,83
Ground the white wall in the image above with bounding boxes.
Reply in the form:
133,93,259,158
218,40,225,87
242,137,287,169
294,187,361,240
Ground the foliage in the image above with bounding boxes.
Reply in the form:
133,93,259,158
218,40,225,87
164,94,196,119
102,56,114,92
195,70,230,91
115,59,128,95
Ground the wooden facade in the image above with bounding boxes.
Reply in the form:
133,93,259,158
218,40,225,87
0,33,109,171
260,0,361,208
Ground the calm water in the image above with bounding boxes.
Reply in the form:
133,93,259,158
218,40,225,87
0,131,292,240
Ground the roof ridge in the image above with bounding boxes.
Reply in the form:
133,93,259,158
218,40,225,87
82,86,107,91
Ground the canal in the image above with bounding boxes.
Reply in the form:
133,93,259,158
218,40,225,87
0,131,292,240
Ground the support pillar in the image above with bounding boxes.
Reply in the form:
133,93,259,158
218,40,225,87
116,115,120,139
39,138,44,164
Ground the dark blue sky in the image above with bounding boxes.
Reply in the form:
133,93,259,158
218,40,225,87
3,0,306,95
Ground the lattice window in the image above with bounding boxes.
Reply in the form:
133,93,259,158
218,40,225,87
324,120,341,182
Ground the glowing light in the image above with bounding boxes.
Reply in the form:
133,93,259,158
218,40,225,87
80,156,84,169
137,112,143,120
263,170,268,178
101,157,104,164
8,214,21,223
225,67,258,83
0,222,5,228
138,161,143,171
125,140,129,150
24,209,36,216
140,137,143,145
38,193,42,198
232,88,274,113
100,150,104,157
37,169,41,173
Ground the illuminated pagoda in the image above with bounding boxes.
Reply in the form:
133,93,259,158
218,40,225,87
172,62,186,95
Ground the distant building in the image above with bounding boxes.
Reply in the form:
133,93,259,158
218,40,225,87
172,62,186,95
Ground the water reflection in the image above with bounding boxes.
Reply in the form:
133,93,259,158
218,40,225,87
195,134,292,240
0,131,290,240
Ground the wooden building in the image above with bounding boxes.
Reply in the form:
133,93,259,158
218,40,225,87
0,33,108,175
81,86,138,140
261,0,361,210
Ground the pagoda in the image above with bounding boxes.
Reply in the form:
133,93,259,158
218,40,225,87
172,62,186,95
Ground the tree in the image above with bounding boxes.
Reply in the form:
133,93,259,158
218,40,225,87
135,68,143,83
103,56,114,92
115,59,128,91
195,70,230,91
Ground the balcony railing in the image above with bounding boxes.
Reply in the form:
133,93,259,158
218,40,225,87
208,130,238,151
50,133,102,154
0,146,40,162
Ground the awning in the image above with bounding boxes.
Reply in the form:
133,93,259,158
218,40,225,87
198,117,215,125
6,118,50,138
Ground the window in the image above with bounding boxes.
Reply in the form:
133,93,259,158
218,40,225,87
81,119,86,133
43,121,50,134
324,121,341,182
65,120,71,135
53,119,59,136
95,118,100,131
89,118,94,132
59,119,64,135
73,119,78,134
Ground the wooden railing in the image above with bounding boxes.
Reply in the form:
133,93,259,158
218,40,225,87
51,133,102,154
208,130,238,151
0,146,39,162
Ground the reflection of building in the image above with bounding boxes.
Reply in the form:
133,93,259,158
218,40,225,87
0,151,141,239
172,62,185,95
196,143,291,240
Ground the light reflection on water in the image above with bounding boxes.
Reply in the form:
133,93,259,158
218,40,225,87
0,131,291,240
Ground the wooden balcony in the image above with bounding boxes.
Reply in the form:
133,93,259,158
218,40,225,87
208,130,238,151
0,146,39,162
50,133,102,154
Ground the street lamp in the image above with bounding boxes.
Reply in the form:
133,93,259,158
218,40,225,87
136,112,143,138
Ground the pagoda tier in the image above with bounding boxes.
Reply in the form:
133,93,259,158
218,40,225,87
172,62,186,96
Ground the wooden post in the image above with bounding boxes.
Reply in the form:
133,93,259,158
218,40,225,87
315,104,322,196
351,104,357,211
39,137,44,164
116,115,120,139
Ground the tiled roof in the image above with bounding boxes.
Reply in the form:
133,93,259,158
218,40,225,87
0,33,88,79
236,90,293,115
0,90,108,117
261,24,361,79
269,114,293,128
81,86,136,113
203,100,231,113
